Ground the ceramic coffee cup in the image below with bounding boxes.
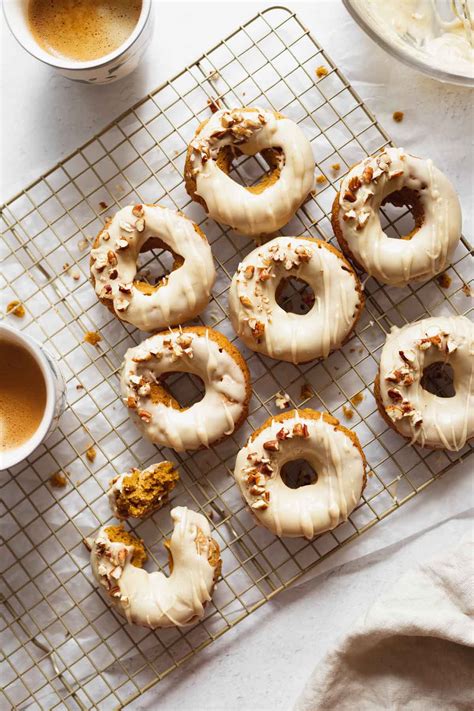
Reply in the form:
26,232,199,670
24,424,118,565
0,324,66,470
3,0,153,84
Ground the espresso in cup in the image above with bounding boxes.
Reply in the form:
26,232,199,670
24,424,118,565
0,339,47,453
28,0,142,62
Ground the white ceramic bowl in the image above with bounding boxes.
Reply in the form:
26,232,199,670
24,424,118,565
343,0,474,87
3,0,153,84
1,324,66,470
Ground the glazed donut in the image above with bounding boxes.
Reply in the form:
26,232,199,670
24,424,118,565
331,147,462,287
121,327,251,451
184,107,315,237
108,461,179,519
228,236,364,363
90,204,215,331
234,409,367,539
89,507,221,629
375,315,474,451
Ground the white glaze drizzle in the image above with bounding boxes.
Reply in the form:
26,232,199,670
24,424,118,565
228,236,363,363
188,107,315,237
90,204,215,331
233,411,366,539
90,507,220,629
378,315,474,451
336,147,462,287
120,328,249,451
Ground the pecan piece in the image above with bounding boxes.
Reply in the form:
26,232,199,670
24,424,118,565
348,176,361,192
343,189,356,203
362,165,374,183
263,439,279,452
292,422,309,438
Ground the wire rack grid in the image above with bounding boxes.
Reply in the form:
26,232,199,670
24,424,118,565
1,6,473,710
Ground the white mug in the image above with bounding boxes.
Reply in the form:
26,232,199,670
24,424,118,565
3,0,153,84
0,324,66,470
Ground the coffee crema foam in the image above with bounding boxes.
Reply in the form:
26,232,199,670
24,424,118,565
0,340,47,454
28,0,142,62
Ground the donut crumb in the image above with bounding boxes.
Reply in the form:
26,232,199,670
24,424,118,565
316,174,327,185
85,446,97,462
462,283,473,297
331,163,341,172
316,65,328,78
392,111,404,123
350,392,364,406
84,330,102,346
437,273,452,289
99,201,108,210
300,383,313,400
275,390,290,409
6,300,25,318
49,471,68,488
342,405,354,420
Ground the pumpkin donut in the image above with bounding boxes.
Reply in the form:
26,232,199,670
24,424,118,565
121,327,251,451
89,507,221,629
184,107,315,237
90,204,215,332
376,315,474,451
228,236,364,363
234,409,367,539
331,147,462,287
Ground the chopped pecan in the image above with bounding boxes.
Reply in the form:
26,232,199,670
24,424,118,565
107,250,118,266
138,409,152,423
348,176,361,192
263,439,279,452
244,265,255,279
387,388,403,402
251,321,265,339
362,166,373,184
343,189,356,203
240,295,252,308
292,422,309,438
276,427,290,440
132,204,144,218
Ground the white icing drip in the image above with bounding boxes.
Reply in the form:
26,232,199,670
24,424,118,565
233,411,366,539
90,204,215,331
121,328,249,451
336,147,462,287
378,315,474,451
90,507,219,629
189,108,315,237
228,236,362,363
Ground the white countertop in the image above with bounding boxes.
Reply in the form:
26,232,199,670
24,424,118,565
2,2,472,709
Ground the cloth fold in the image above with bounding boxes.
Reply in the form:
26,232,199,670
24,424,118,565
295,531,474,711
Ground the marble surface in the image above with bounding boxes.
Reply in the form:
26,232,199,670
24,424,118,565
2,1,473,709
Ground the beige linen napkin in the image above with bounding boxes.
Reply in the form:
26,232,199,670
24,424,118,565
295,531,474,711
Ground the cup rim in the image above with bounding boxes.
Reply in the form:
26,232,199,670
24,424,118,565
3,0,152,72
0,323,57,470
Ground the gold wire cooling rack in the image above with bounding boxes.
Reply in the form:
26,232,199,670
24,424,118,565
1,6,473,710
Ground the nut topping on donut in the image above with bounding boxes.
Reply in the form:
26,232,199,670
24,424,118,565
132,204,144,218
292,422,309,437
263,439,279,451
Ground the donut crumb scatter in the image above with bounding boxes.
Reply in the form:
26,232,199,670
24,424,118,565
86,446,97,462
331,163,341,172
300,383,313,400
343,404,354,420
437,273,452,289
350,392,364,406
316,175,327,185
316,66,328,78
275,390,290,409
49,472,67,488
392,111,404,123
99,201,108,210
462,283,473,297
6,300,25,318
84,331,102,346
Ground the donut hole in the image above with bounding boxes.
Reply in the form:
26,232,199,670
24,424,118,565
421,362,455,398
134,239,183,293
275,277,315,314
152,372,206,409
219,145,284,192
281,459,318,489
380,188,424,240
